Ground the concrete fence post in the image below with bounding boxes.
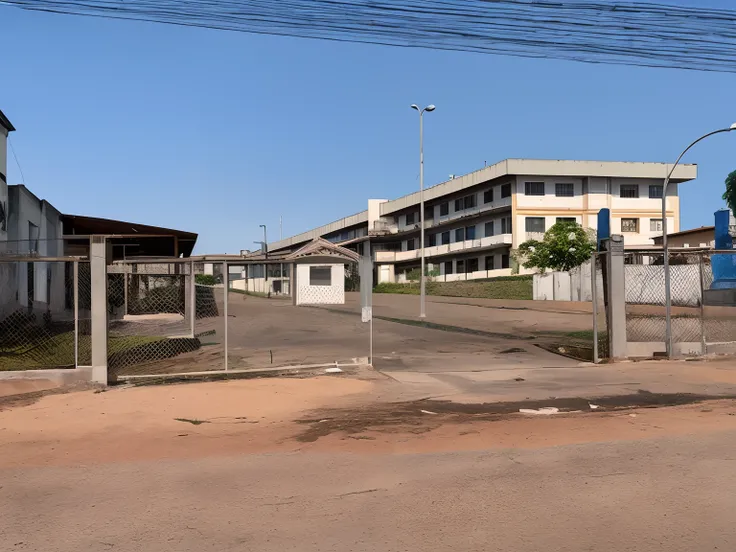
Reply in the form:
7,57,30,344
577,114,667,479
604,235,627,360
90,236,108,385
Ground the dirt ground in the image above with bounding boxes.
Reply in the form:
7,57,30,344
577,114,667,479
5,360,736,470
6,369,736,551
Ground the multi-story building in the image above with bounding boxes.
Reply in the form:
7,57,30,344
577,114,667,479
267,158,696,283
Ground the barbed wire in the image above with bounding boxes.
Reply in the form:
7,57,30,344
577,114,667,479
4,1,736,73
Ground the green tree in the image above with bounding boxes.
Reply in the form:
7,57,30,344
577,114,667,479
514,221,596,272
722,170,736,214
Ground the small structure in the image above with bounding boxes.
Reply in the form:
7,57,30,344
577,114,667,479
287,238,360,305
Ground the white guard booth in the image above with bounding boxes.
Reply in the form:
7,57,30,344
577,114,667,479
287,238,360,306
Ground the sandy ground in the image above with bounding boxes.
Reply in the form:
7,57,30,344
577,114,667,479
5,359,736,469
5,371,736,551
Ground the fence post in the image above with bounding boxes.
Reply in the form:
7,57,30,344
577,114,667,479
90,236,108,385
189,260,195,338
604,236,627,360
124,268,128,316
699,252,707,355
223,261,228,371
591,254,599,363
74,260,79,368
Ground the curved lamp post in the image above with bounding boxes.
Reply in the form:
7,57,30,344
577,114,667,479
662,123,736,357
411,103,435,319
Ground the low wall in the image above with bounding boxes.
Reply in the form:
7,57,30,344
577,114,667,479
534,262,710,306
533,262,602,302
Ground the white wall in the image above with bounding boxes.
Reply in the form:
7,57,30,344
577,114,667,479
533,263,705,307
533,262,602,302
296,263,345,305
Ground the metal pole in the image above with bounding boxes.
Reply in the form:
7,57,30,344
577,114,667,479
280,216,283,292
662,127,734,358
419,110,426,318
123,269,128,316
223,261,228,371
73,260,79,368
699,252,707,355
369,315,373,366
189,259,195,338
591,253,599,364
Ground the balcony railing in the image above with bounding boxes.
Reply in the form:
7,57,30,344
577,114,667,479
374,234,512,263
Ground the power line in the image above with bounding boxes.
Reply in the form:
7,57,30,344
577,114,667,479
5,1,736,73
8,137,26,185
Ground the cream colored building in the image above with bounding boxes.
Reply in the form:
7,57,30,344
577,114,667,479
267,158,695,282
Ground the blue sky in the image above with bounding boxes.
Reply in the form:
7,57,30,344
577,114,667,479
2,1,735,253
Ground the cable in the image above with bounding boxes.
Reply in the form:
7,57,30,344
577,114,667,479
3,1,736,73
8,137,26,185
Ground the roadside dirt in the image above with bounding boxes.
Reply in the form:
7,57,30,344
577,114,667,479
3,375,736,469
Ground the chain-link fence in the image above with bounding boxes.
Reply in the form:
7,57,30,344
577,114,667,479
225,260,369,370
590,252,609,362
0,259,86,371
622,249,736,357
106,261,223,378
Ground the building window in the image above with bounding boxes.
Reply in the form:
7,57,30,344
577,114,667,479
483,189,493,204
466,226,476,240
440,202,449,216
406,239,416,251
525,217,546,233
501,216,512,234
621,218,639,232
428,233,436,247
501,254,510,269
467,258,479,273
556,217,576,224
441,231,450,245
525,181,545,196
456,260,465,273
309,266,332,286
455,227,465,242
406,212,415,225
444,261,453,274
454,198,463,212
650,218,663,232
555,183,574,197
649,185,664,199
485,221,494,237
501,183,511,198
464,195,477,209
620,184,639,198
485,255,495,270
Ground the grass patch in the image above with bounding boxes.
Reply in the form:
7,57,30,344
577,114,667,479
0,331,195,371
374,275,533,301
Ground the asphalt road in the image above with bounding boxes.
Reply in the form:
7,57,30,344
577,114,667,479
4,430,736,552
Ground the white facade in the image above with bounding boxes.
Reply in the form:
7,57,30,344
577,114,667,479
295,263,345,305
0,111,67,317
267,159,696,283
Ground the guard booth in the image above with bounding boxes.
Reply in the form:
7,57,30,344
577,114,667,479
286,238,360,306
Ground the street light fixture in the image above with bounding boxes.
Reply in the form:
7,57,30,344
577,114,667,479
662,123,736,357
411,103,436,319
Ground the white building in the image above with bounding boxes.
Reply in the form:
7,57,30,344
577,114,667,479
0,110,66,315
266,159,695,283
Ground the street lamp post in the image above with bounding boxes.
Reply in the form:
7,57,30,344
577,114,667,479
662,123,736,357
411,103,435,319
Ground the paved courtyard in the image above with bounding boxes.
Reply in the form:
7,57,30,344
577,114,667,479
116,292,589,376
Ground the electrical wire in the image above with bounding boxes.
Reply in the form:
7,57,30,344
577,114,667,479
4,1,736,73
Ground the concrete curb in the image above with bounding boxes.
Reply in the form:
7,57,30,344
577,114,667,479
116,359,370,384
